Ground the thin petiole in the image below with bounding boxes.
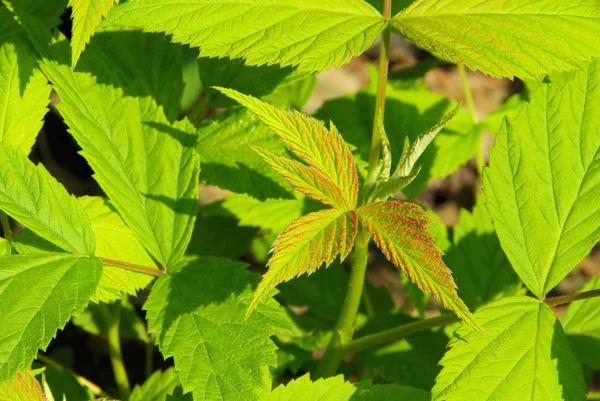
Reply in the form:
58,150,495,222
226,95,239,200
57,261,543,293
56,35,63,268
98,257,165,277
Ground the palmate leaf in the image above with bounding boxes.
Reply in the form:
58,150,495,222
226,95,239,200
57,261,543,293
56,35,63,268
392,0,600,80
0,370,46,401
0,253,102,382
14,197,159,303
102,0,386,73
0,142,95,255
247,208,357,317
0,5,50,155
357,201,476,328
432,296,586,401
145,257,291,401
265,374,430,401
483,59,600,298
41,41,199,267
69,0,118,66
219,88,359,209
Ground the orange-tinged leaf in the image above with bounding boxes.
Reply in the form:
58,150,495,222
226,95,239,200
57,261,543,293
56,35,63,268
0,370,46,401
253,147,349,210
358,201,478,329
217,87,359,208
247,208,358,317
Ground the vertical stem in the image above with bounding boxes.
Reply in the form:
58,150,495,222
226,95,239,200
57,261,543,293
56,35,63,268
368,0,392,172
107,302,131,401
145,333,155,380
0,211,13,245
458,64,484,173
317,0,392,378
316,227,370,377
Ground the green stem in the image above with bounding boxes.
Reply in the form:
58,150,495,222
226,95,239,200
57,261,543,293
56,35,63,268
98,257,165,277
107,302,131,401
367,0,392,172
37,353,109,398
343,314,458,355
588,392,600,400
145,333,155,380
458,64,484,173
0,211,13,252
545,288,600,307
316,227,370,377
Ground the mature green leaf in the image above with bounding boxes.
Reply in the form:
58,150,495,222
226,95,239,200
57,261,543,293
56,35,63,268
483,60,600,297
219,88,359,208
315,75,477,197
0,253,102,382
129,368,179,401
14,197,158,303
41,349,93,401
392,0,600,80
72,300,147,342
42,52,199,267
357,313,449,390
562,276,600,369
0,6,50,154
69,0,117,66
265,374,430,401
0,238,9,256
166,387,191,401
253,147,349,210
444,202,523,309
196,108,293,200
0,142,95,255
433,296,586,401
480,91,528,135
102,0,386,73
263,73,317,110
248,208,357,317
145,257,291,401
0,370,46,401
358,201,476,328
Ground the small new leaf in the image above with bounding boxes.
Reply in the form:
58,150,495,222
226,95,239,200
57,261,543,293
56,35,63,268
247,209,358,318
0,370,46,401
69,0,118,66
357,201,477,329
217,88,359,209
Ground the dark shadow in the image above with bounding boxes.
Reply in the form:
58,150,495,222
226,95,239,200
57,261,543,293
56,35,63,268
565,333,600,372
186,213,256,260
552,319,589,401
143,121,198,149
142,194,198,217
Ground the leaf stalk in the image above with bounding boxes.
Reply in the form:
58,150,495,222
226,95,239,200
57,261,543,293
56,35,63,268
0,211,13,251
458,64,485,173
98,257,165,277
107,301,131,401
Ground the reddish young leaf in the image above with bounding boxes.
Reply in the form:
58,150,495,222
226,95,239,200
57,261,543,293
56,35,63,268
217,87,359,208
247,208,358,317
358,201,478,329
252,147,350,210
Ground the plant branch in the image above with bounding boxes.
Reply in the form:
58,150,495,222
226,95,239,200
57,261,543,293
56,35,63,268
36,352,109,398
343,314,458,355
107,302,131,401
458,64,485,173
545,288,600,307
98,257,165,277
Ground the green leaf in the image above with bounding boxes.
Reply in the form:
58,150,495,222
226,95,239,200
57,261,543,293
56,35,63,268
166,387,191,401
41,49,199,267
264,374,430,401
444,202,523,309
69,0,117,66
0,238,9,256
248,208,358,317
432,296,586,401
196,108,294,200
219,88,359,208
102,0,386,73
315,75,477,198
483,60,600,297
72,300,147,342
0,6,50,154
562,276,600,369
0,142,95,255
0,370,46,401
41,350,93,401
392,0,600,80
357,313,449,390
480,91,528,135
357,201,476,329
129,368,179,401
13,197,158,303
145,257,291,401
0,253,102,382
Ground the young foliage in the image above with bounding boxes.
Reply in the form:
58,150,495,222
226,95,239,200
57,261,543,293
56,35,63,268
357,201,475,328
484,60,600,298
433,296,586,401
144,257,291,401
102,0,387,73
0,238,10,256
0,142,95,255
68,0,118,66
392,0,600,80
129,368,179,401
0,370,46,401
0,254,102,381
